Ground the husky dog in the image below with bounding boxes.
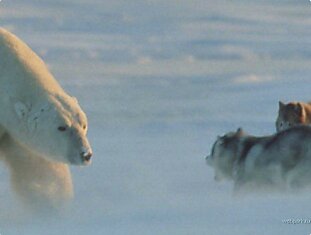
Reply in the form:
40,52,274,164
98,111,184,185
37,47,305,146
276,101,311,132
206,126,311,193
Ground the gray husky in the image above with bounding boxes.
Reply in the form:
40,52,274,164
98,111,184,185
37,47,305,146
206,126,311,192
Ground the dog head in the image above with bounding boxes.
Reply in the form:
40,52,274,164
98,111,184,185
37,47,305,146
206,128,245,181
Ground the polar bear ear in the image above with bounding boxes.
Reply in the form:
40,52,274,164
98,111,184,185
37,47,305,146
71,96,78,103
14,102,29,119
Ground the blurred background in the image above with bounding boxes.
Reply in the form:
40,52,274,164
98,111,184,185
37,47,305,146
1,1,311,234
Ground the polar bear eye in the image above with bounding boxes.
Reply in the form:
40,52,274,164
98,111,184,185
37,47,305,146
58,126,67,132
83,125,87,130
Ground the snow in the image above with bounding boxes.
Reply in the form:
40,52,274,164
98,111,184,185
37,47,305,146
1,0,311,234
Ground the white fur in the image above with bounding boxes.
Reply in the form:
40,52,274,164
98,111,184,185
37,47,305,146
0,28,92,165
0,28,92,213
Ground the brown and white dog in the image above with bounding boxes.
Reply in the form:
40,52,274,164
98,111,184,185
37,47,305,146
276,101,311,132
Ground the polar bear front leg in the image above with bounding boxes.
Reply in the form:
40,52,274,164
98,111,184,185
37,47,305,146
0,135,73,214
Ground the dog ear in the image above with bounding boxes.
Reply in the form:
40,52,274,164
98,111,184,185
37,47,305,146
14,101,30,119
236,127,244,136
279,101,285,109
295,103,304,117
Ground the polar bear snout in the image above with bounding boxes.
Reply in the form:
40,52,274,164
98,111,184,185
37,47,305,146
66,127,93,165
80,150,92,163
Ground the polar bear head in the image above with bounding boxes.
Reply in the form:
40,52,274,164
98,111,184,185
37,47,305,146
13,94,93,165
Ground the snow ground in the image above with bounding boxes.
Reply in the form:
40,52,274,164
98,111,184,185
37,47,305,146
1,0,311,234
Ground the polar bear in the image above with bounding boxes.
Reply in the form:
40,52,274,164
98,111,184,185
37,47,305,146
0,28,92,213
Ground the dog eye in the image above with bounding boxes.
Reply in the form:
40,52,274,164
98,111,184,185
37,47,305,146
58,126,67,131
83,124,87,130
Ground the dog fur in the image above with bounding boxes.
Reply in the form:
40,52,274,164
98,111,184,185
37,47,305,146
206,126,311,193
